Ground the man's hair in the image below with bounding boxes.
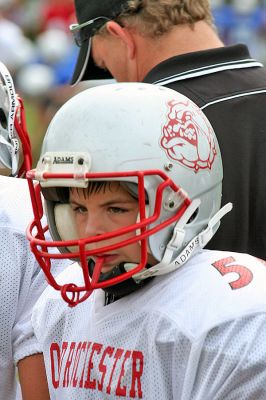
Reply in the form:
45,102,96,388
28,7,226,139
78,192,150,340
98,0,215,37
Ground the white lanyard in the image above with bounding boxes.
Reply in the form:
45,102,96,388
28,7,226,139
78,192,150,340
0,61,19,175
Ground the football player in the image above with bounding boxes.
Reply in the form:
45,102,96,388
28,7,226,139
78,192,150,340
27,83,266,399
0,61,66,400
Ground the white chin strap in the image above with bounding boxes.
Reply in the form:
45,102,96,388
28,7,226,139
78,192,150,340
133,201,233,281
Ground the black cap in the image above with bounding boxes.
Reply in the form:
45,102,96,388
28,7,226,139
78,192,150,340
71,0,130,85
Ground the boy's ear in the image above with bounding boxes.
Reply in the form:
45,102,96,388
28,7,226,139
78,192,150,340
106,21,136,59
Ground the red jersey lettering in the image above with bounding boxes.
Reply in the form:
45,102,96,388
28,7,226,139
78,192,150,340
116,350,131,396
98,346,114,391
84,343,103,389
130,351,144,398
49,341,144,398
63,342,76,387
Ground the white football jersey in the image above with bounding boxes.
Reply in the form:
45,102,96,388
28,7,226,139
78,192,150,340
32,249,266,400
0,176,68,399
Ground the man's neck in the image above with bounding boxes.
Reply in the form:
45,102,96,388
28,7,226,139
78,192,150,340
134,21,224,81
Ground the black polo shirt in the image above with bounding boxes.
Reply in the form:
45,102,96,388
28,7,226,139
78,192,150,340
144,44,266,259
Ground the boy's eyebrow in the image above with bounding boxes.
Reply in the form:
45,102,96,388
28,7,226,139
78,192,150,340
100,199,138,207
69,197,137,207
69,200,83,206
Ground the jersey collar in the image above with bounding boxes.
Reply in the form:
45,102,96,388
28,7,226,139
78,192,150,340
143,44,263,86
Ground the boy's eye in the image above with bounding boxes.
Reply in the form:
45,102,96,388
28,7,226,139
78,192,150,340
108,206,127,214
72,206,87,214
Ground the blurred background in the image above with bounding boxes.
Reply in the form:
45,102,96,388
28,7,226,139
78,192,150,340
1,0,265,166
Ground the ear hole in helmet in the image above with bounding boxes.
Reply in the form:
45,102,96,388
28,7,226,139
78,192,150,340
54,203,79,252
121,181,149,203
0,108,7,129
42,187,69,202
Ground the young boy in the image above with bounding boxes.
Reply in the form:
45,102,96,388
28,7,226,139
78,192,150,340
27,83,266,399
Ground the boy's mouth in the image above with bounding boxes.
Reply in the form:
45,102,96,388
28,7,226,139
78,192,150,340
93,253,119,272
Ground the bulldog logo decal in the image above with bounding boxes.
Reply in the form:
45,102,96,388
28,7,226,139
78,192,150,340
160,100,217,171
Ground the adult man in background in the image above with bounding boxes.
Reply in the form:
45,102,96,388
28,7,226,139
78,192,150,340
69,0,266,259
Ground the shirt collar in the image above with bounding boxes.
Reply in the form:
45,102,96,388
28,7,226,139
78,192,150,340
143,44,261,85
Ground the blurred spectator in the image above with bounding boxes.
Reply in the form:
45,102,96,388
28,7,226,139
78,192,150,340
35,27,78,85
211,0,266,64
211,2,235,44
0,11,36,73
16,63,55,97
36,28,72,64
0,0,79,167
39,0,75,32
233,0,258,14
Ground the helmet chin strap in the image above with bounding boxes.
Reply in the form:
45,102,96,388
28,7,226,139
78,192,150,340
88,201,232,299
87,200,202,296
88,259,153,299
133,201,233,280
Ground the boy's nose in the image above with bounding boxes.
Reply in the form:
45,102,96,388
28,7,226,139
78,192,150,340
83,213,105,237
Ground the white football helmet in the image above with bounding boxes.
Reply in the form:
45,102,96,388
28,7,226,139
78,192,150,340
0,61,32,176
27,83,231,305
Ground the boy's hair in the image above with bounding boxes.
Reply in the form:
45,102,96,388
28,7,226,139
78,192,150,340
43,181,138,204
98,0,215,37
70,181,122,199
